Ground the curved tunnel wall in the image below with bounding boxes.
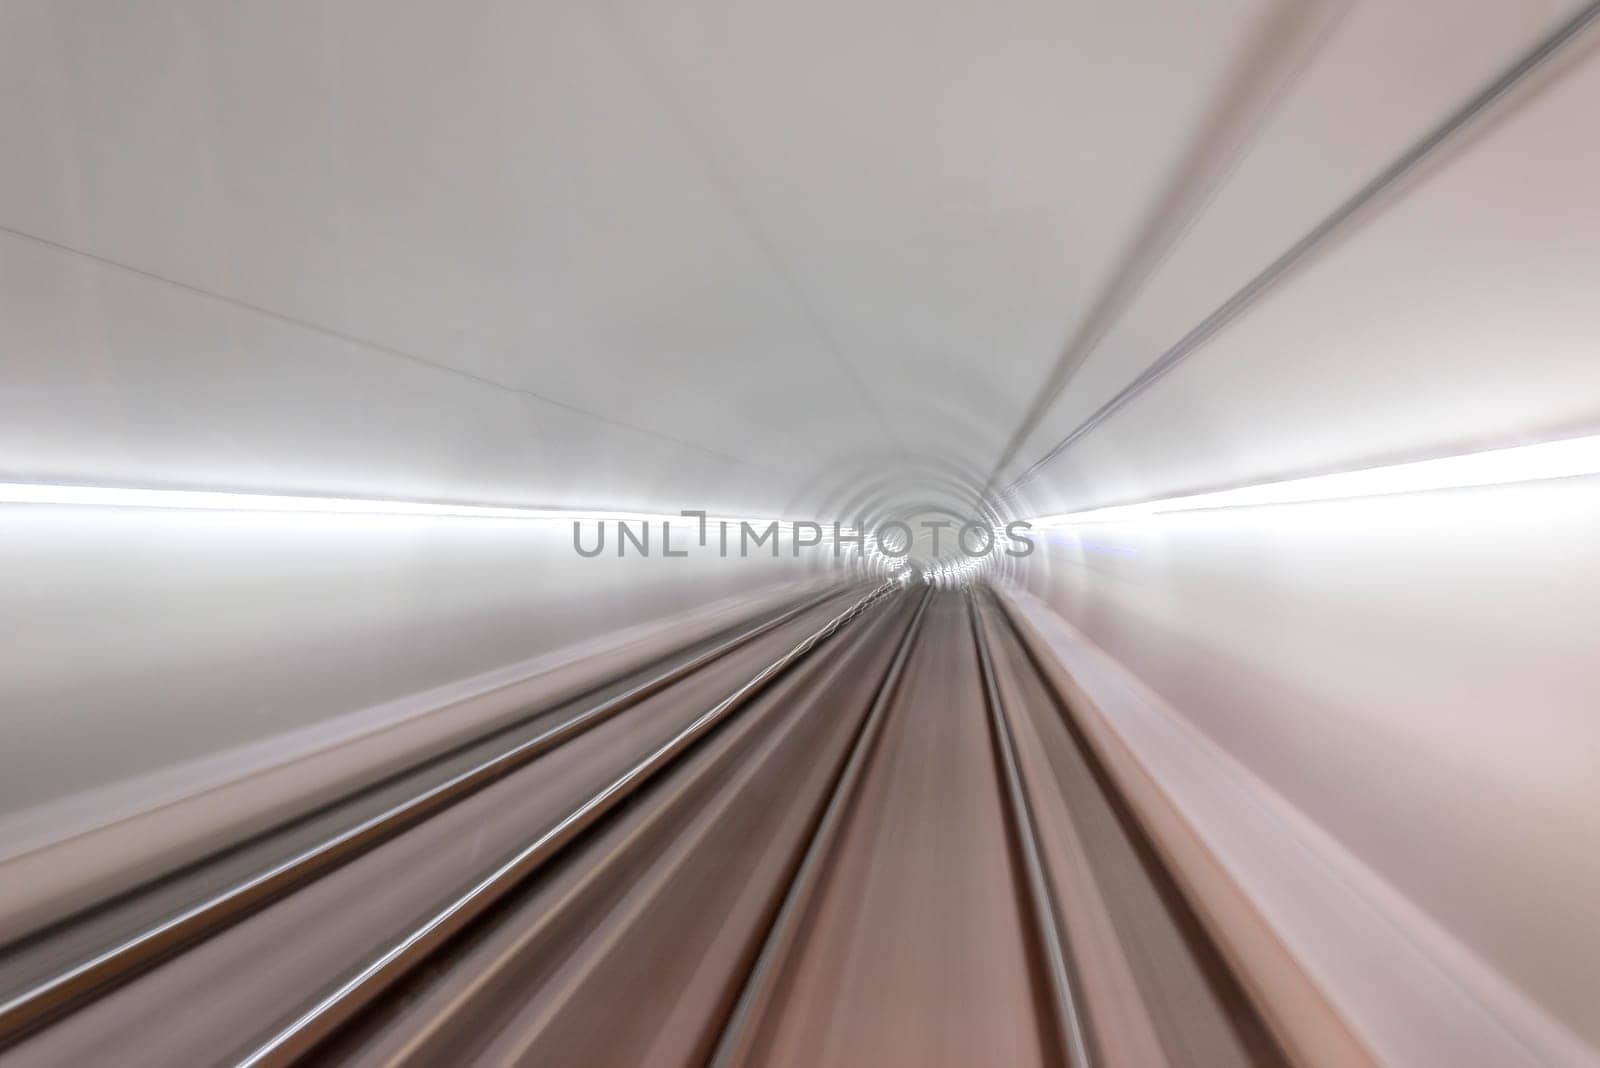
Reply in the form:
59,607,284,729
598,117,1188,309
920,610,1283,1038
2,1,1598,1062
1003,10,1600,1054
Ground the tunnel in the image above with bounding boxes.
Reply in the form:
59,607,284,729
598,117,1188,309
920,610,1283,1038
2,2,1598,1066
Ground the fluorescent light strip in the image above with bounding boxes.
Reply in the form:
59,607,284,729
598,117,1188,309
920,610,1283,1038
1034,433,1600,527
0,481,825,534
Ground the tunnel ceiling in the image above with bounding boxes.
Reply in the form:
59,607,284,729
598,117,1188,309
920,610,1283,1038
5,1,1593,523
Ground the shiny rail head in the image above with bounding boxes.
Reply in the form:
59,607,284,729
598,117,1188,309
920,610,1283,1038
228,583,895,1068
0,584,863,1051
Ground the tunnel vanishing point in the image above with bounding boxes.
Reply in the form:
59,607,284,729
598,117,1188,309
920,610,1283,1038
3,3,1600,1067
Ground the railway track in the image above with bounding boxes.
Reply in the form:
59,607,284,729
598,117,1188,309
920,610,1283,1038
0,585,1289,1066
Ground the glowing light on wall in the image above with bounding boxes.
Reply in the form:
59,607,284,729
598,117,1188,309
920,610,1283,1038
0,481,826,535
1033,433,1600,527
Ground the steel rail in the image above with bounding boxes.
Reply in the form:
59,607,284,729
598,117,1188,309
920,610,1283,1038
970,590,1095,1068
231,582,897,1067
0,583,852,1046
707,584,933,1067
359,592,920,1065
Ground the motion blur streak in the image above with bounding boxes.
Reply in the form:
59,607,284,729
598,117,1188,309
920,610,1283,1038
3,2,1599,1067
0,481,762,524
1032,433,1600,526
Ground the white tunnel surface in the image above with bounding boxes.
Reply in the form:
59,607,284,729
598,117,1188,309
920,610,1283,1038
3,2,1600,1064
